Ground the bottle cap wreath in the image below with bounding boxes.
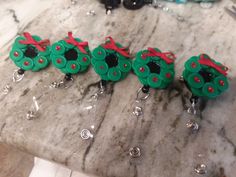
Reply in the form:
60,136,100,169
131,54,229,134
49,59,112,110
50,32,91,75
183,54,229,99
91,37,132,82
133,47,175,89
10,32,51,72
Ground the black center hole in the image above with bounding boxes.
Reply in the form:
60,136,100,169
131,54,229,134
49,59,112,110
198,70,213,83
24,46,38,58
105,54,118,68
64,49,78,61
147,61,161,74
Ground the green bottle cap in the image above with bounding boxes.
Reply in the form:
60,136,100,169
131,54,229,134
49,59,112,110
187,73,204,89
108,67,121,81
147,73,162,88
34,56,49,69
160,70,174,83
202,83,219,98
136,50,150,64
39,46,51,56
51,55,67,69
94,61,109,75
65,61,80,74
77,54,91,66
10,48,23,62
214,75,229,92
14,36,27,49
118,59,131,72
80,66,89,72
184,56,201,73
52,42,65,55
20,57,34,70
134,64,150,78
92,46,106,60
160,60,174,69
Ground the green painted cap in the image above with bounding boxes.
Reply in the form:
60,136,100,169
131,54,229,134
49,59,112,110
214,75,229,92
92,46,106,60
77,54,91,66
134,64,150,78
118,59,131,72
184,56,201,73
94,61,109,75
65,61,80,74
202,82,219,98
51,55,67,69
51,42,65,55
20,57,34,70
108,67,121,81
187,73,204,89
34,56,49,69
136,50,150,64
14,36,27,49
10,48,23,62
147,73,162,88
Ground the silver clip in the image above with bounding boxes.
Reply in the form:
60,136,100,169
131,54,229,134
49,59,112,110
132,106,143,117
2,84,12,95
91,81,106,100
129,147,141,158
186,120,199,132
80,129,94,140
26,96,39,120
50,77,74,89
194,164,207,175
187,100,198,115
12,70,24,82
135,87,150,103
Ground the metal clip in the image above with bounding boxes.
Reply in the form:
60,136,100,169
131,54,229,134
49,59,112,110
50,77,74,89
2,84,12,95
135,87,150,103
129,147,141,158
194,164,207,175
26,96,39,120
12,70,24,82
186,119,199,132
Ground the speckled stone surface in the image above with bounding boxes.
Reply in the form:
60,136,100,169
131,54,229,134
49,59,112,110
0,0,236,177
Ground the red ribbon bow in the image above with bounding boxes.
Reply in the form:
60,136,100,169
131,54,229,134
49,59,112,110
102,37,130,58
19,32,50,52
65,32,88,54
142,48,175,64
198,54,227,76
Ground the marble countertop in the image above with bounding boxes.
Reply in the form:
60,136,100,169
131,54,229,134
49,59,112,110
1,0,236,177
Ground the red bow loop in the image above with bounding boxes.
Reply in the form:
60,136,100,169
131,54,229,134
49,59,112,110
198,54,227,76
65,32,88,54
19,32,50,52
102,37,131,58
142,47,175,64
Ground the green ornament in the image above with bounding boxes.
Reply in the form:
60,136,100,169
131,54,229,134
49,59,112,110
9,32,51,71
182,54,229,99
51,32,91,75
91,37,132,82
133,47,175,89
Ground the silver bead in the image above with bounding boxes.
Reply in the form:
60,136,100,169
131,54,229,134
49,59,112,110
132,106,143,117
186,120,199,132
80,129,93,140
129,147,141,158
194,164,207,174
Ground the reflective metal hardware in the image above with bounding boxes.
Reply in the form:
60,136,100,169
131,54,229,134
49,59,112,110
136,87,150,102
194,164,207,175
129,147,141,158
200,2,213,9
132,106,143,117
26,96,39,120
80,129,93,140
50,77,73,89
86,10,96,16
179,75,184,82
71,0,77,5
2,84,12,95
106,9,112,15
187,101,198,115
13,70,24,82
91,81,106,99
225,6,236,20
186,120,199,131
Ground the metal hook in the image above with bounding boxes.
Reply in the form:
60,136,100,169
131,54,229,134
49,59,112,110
194,164,207,175
26,96,39,120
12,70,24,82
135,87,150,102
50,77,74,89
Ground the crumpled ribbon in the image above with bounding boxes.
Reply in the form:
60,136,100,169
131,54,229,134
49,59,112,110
198,54,227,76
102,37,130,58
65,32,88,54
141,47,175,64
19,32,50,52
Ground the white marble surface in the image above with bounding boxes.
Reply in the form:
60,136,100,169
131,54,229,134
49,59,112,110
0,0,236,177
